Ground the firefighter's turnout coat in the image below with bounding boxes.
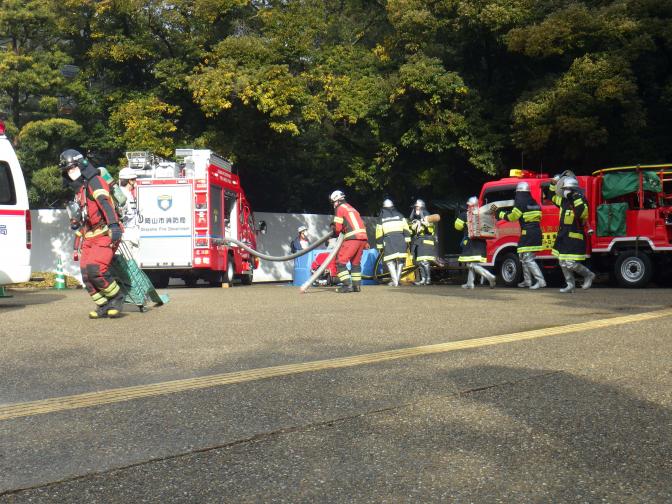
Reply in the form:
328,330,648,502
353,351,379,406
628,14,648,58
375,208,410,262
545,185,589,261
455,210,487,262
497,192,544,253
409,210,436,262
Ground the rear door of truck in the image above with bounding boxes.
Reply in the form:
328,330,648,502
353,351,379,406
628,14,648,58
136,180,193,269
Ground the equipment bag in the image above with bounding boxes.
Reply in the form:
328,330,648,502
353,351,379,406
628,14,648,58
597,202,627,237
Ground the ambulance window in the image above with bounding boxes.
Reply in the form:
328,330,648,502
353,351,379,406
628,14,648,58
0,161,17,205
482,186,516,205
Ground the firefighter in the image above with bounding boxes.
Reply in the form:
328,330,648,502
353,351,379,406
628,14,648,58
118,167,139,247
497,182,546,289
60,149,125,318
290,225,310,253
375,199,410,287
409,199,435,285
330,190,368,293
455,196,496,289
545,176,596,293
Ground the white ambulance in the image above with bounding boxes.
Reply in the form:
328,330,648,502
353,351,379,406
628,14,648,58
0,120,32,285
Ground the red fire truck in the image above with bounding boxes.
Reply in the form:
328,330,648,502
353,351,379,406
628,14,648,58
131,149,264,288
479,165,672,288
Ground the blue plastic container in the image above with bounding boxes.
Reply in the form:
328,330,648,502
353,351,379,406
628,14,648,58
292,248,382,286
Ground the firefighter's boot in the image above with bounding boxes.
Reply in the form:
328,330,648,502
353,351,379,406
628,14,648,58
461,266,475,289
422,262,432,286
414,264,426,286
473,264,496,288
528,261,547,290
518,263,532,288
574,263,596,290
386,261,399,287
559,264,575,293
88,304,109,319
396,261,404,285
105,292,125,318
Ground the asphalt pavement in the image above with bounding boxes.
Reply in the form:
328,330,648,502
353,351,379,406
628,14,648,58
1,283,671,502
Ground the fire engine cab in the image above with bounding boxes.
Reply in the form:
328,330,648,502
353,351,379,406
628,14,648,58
479,165,672,288
130,149,263,287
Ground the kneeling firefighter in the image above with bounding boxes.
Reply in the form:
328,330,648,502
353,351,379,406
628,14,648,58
409,199,435,285
544,175,596,293
498,182,546,289
375,199,410,287
61,149,125,318
330,190,368,293
455,197,496,289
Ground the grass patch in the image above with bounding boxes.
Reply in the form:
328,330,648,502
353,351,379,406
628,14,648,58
12,271,82,289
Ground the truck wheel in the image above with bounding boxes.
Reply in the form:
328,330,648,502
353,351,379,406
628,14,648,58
497,252,522,287
614,252,653,288
146,271,169,289
222,256,235,287
241,269,253,286
208,271,223,287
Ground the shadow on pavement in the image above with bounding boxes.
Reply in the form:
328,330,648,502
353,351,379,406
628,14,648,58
0,290,67,314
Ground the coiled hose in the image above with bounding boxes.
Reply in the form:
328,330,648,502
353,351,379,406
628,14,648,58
213,231,334,261
300,233,345,293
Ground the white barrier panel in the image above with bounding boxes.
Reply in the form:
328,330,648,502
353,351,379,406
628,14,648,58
29,210,378,284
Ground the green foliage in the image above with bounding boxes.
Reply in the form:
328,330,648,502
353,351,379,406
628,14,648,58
0,0,671,211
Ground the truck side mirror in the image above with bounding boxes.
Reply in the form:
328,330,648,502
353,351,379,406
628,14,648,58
258,220,267,235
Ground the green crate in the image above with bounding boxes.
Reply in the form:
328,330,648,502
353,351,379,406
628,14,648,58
110,252,168,311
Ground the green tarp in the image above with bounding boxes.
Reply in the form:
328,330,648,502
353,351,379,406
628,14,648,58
601,171,662,199
597,202,628,237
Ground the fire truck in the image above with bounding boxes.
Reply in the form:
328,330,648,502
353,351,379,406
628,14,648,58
130,149,264,288
478,165,672,288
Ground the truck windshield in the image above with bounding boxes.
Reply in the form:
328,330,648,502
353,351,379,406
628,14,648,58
483,186,516,205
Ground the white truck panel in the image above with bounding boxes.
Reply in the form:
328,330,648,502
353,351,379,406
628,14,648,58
136,183,193,268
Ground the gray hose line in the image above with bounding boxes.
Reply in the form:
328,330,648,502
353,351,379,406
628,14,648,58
300,233,345,293
214,231,333,262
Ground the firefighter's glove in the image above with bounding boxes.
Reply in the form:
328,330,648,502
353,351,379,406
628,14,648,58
109,223,123,242
497,210,506,220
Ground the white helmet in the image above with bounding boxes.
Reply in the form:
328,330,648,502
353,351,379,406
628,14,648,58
119,167,137,180
382,199,394,208
297,225,307,234
516,181,530,192
467,196,479,207
329,190,345,203
414,199,425,208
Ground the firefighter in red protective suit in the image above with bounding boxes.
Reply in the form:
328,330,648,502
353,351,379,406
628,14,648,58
60,149,125,319
330,190,368,293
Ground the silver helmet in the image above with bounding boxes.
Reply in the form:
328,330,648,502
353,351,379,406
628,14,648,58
467,196,479,207
516,181,530,192
413,199,425,209
329,190,345,203
383,199,394,208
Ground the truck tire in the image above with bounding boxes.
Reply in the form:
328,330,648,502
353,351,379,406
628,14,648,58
497,252,522,287
614,252,653,288
222,256,235,287
146,271,169,289
208,271,223,287
241,269,253,286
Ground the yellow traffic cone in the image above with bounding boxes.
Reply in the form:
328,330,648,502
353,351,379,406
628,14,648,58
54,257,67,290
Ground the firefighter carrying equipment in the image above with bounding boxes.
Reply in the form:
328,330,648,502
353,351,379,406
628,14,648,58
66,151,124,318
544,183,589,261
497,190,544,253
409,208,436,263
455,210,486,263
376,205,411,262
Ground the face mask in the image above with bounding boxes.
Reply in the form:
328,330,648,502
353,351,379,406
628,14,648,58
68,167,81,181
563,189,571,198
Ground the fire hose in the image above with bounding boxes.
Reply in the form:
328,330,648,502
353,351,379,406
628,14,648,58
300,233,345,292
214,230,334,261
